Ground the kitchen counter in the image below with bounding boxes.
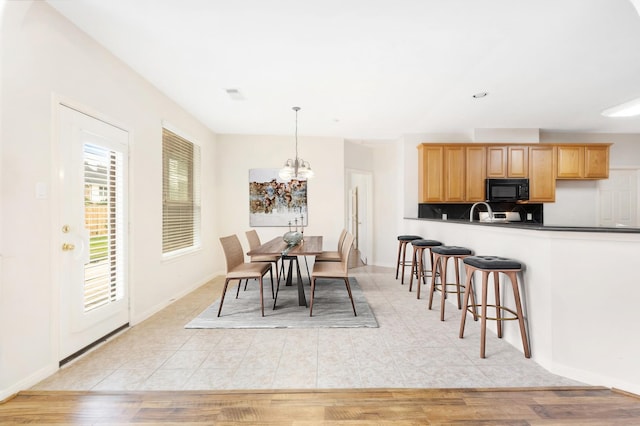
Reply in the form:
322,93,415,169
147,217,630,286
407,217,640,233
402,217,640,395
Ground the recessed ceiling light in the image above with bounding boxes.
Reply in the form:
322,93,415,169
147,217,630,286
224,88,246,101
473,92,488,99
601,97,640,117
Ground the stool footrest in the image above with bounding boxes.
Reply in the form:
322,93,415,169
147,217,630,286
467,304,520,321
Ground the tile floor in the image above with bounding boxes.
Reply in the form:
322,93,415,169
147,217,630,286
32,265,583,391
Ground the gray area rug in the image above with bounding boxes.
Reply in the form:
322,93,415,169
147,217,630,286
185,277,378,329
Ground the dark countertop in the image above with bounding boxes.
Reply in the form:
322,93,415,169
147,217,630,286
406,217,640,234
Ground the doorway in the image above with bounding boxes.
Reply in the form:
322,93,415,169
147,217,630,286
597,168,639,227
57,105,129,361
347,170,373,265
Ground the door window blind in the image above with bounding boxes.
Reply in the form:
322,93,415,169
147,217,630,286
162,128,201,254
83,143,124,312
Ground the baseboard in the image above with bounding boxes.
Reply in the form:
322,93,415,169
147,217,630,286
130,272,221,325
0,362,58,402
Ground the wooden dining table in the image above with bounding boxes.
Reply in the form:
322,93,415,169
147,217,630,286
247,236,323,307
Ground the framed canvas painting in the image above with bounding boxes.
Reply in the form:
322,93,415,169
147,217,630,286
249,168,308,227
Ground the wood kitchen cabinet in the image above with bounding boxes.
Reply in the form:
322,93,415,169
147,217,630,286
486,145,528,178
528,146,556,202
418,144,468,202
584,145,609,178
418,145,444,202
556,144,610,179
418,142,610,204
466,146,486,201
508,146,529,177
444,146,466,202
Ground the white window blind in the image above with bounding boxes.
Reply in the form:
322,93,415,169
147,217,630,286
162,128,201,254
84,143,124,312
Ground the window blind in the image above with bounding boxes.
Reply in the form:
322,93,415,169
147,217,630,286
162,128,201,254
83,143,124,312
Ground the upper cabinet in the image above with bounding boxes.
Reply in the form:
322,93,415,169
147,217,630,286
465,146,486,202
528,146,556,202
418,145,444,202
418,142,611,204
486,146,528,178
556,144,610,179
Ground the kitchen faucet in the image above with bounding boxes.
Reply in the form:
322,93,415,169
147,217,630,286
470,202,493,222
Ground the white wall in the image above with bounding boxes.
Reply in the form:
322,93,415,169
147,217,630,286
372,143,399,267
0,1,219,398
215,134,345,254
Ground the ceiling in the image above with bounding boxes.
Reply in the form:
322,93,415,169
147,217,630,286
47,0,640,141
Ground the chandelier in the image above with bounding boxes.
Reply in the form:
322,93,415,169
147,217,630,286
279,106,314,180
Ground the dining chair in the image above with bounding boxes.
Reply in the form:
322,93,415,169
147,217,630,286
309,232,357,317
314,228,348,262
245,229,280,289
218,234,274,317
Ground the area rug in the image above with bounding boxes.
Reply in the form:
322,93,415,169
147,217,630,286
185,277,378,329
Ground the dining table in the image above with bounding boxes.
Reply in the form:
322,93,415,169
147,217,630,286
247,235,323,307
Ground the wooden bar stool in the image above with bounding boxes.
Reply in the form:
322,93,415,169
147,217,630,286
408,239,442,298
459,256,530,358
428,246,473,321
395,235,422,284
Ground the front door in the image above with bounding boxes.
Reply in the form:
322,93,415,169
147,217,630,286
58,105,129,361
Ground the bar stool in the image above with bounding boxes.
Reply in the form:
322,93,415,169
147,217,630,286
459,256,531,359
408,239,442,298
395,235,422,284
428,246,473,321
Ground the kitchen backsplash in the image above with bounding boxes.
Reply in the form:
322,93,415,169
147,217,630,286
418,202,544,223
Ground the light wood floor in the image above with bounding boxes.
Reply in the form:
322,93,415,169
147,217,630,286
2,386,640,424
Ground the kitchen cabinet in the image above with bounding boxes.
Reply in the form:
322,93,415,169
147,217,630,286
486,146,507,178
418,142,610,204
528,146,556,202
418,145,444,202
584,145,609,178
556,144,610,179
444,146,466,202
508,146,529,178
486,146,528,178
466,146,486,201
418,145,468,203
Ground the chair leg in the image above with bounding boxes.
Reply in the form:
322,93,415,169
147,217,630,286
236,279,243,298
507,270,531,358
344,278,357,316
309,277,316,317
395,241,402,279
494,271,503,338
409,247,416,292
416,248,425,298
459,266,474,337
259,277,264,317
439,256,448,321
217,278,231,317
401,241,409,284
480,271,489,358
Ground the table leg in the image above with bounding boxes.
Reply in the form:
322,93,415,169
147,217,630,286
295,257,307,306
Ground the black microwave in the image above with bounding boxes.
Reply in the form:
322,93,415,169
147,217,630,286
485,178,529,202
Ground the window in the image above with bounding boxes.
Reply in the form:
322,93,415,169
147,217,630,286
162,127,201,255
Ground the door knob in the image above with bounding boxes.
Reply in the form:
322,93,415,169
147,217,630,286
62,243,75,251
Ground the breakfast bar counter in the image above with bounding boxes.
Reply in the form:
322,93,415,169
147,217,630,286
402,217,640,395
